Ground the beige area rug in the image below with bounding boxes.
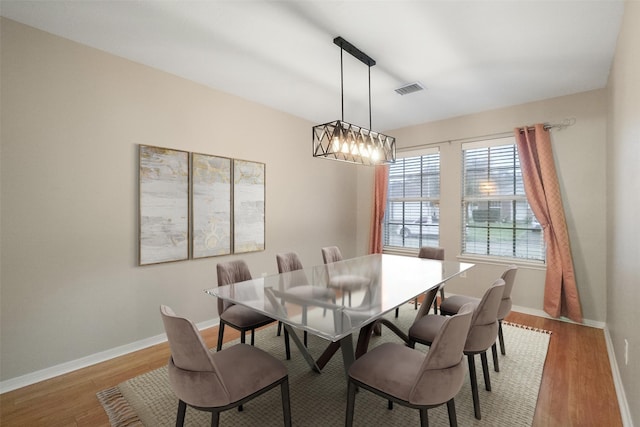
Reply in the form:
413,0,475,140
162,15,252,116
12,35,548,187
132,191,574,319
98,307,551,426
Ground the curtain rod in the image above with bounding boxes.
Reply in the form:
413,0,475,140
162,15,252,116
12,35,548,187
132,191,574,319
398,117,576,151
520,117,576,133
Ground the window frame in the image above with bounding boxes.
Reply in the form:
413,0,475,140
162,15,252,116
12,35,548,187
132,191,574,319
461,137,545,263
383,147,441,252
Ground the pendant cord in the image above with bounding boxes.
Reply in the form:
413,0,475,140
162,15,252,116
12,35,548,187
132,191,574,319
340,48,344,122
368,66,372,129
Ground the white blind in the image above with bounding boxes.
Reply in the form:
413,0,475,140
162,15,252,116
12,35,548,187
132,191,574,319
462,139,545,261
384,150,440,250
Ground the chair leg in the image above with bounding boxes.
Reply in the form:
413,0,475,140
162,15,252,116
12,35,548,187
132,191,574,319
388,400,393,410
467,355,481,420
491,343,500,372
302,308,308,347
210,411,220,427
250,329,255,346
419,407,429,427
238,404,243,412
176,399,187,427
240,330,246,344
498,320,506,355
480,351,491,391
433,289,445,314
281,378,292,427
408,340,416,349
395,307,399,318
277,321,282,336
446,398,458,427
284,328,291,360
345,380,357,427
217,323,225,351
414,297,418,310
348,291,352,306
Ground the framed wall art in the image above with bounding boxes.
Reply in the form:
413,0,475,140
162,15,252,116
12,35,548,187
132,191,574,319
233,159,265,253
191,153,232,258
138,145,189,265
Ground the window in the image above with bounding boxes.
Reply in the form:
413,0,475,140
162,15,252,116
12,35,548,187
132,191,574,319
384,149,440,249
462,137,544,261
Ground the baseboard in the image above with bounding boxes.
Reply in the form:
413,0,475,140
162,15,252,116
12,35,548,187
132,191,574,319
0,318,219,394
604,326,634,427
510,304,606,329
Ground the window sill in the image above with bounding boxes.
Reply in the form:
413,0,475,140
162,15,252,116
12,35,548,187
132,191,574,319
383,247,546,270
456,254,546,270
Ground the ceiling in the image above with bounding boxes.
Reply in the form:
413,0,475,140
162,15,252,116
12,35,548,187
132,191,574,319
1,1,625,131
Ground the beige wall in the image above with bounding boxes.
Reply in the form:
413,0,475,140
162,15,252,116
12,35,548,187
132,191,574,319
607,1,640,424
357,89,609,324
0,18,360,381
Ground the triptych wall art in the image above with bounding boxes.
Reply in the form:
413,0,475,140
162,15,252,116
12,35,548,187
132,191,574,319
138,145,265,266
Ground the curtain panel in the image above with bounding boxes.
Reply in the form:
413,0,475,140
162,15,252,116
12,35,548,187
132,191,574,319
368,164,389,254
515,124,583,323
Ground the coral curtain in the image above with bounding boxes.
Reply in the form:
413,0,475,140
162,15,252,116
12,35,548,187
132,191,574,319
368,164,389,254
515,124,583,323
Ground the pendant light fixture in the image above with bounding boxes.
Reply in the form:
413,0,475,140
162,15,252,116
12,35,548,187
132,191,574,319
312,37,396,166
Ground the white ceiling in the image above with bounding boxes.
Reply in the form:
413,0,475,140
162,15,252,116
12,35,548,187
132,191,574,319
1,0,625,131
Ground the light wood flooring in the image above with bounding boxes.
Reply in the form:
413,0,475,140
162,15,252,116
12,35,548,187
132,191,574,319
0,311,622,426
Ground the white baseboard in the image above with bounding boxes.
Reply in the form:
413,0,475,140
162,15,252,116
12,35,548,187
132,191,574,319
0,318,219,394
604,326,634,427
510,304,606,329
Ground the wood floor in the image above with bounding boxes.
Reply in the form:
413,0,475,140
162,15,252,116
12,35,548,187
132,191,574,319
0,311,622,426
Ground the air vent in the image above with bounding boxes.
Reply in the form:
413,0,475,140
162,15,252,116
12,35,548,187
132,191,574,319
395,82,425,95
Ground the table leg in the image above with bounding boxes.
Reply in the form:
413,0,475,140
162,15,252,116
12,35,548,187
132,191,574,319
314,335,355,379
355,321,378,359
339,335,355,378
282,324,321,373
315,341,341,371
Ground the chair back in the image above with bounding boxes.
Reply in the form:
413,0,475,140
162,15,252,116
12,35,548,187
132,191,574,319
418,246,445,261
465,279,505,353
414,286,440,320
321,246,343,264
276,252,310,289
216,260,253,315
161,305,216,372
160,306,230,407
409,303,474,405
498,265,518,319
276,252,304,273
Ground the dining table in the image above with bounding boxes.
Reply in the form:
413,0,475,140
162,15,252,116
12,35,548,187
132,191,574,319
205,253,474,376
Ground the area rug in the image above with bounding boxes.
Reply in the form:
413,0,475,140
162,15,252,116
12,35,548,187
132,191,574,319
98,307,551,426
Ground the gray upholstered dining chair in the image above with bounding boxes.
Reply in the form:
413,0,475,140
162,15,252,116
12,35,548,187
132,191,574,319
408,279,505,420
216,259,291,360
276,252,336,347
439,265,518,355
321,246,369,306
419,246,446,314
345,303,475,427
160,305,292,427
396,246,445,318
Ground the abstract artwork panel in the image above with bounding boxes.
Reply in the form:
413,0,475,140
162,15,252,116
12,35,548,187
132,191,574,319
233,159,265,253
139,145,189,265
192,153,231,258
